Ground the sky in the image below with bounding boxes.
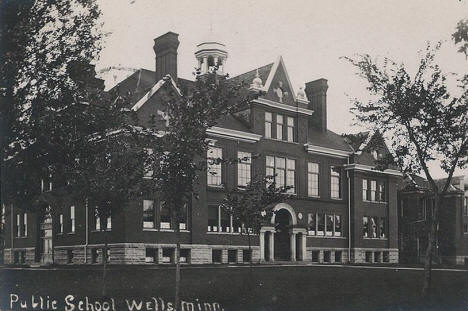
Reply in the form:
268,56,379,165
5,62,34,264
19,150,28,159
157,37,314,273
96,0,468,179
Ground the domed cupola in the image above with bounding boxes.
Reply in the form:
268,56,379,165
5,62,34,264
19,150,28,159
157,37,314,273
251,69,263,89
195,34,228,75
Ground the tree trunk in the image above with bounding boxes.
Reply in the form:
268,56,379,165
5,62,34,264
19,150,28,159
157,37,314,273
422,193,439,298
175,222,181,311
102,228,108,297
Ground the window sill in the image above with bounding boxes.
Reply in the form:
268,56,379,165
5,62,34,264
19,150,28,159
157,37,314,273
307,195,320,199
91,230,112,232
307,235,346,239
363,237,388,240
207,231,257,236
67,232,76,235
263,137,299,145
14,236,28,239
363,200,388,204
159,229,191,233
330,197,343,201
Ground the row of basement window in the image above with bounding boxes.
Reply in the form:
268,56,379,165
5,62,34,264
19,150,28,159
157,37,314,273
207,148,345,199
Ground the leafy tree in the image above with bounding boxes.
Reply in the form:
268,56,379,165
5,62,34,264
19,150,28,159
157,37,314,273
149,71,258,310
453,18,468,59
221,174,290,265
344,43,467,298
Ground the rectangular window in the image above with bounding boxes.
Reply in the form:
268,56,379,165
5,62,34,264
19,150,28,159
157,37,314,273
335,251,342,263
266,156,275,187
275,157,286,188
323,251,331,263
178,203,188,230
362,179,368,201
464,197,467,216
143,200,155,229
160,202,171,229
311,251,319,262
308,163,319,197
307,213,316,235
276,114,283,140
286,159,295,193
317,213,325,236
22,213,27,237
326,214,334,236
59,214,64,234
145,248,157,263
237,152,251,188
287,117,294,142
220,208,230,232
144,148,153,178
378,183,386,202
16,214,21,237
464,223,468,234
95,214,101,231
363,216,369,238
95,211,111,231
370,180,377,201
330,167,341,199
70,206,75,233
228,249,237,263
265,112,272,138
370,217,377,238
379,217,387,238
207,147,222,186
335,215,342,237
212,249,222,263
208,205,219,232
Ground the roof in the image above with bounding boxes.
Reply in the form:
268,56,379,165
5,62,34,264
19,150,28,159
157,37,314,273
108,69,157,107
229,63,274,86
402,173,463,193
308,129,354,152
342,132,370,152
216,114,252,133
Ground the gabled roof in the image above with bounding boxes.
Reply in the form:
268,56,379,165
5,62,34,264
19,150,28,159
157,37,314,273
307,129,354,153
130,74,182,111
229,63,274,86
402,173,462,193
108,69,157,107
342,131,370,152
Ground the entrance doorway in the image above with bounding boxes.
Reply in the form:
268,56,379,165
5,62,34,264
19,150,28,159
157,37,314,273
40,214,53,264
274,209,291,261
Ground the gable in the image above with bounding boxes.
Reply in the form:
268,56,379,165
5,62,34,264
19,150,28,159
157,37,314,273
262,57,296,106
356,132,397,169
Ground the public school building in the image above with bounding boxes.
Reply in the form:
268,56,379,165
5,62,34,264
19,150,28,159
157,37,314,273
2,31,402,266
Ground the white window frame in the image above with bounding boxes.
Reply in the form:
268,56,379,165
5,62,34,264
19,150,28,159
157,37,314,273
308,162,319,197
70,206,75,233
276,114,283,140
287,116,294,142
362,179,368,201
370,180,377,202
237,151,252,188
286,159,295,193
207,147,222,187
143,200,155,229
330,167,341,199
59,214,64,234
265,112,272,138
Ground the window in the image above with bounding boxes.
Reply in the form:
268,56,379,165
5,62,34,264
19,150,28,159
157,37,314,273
276,114,283,140
363,216,369,238
143,200,155,229
317,213,325,236
242,249,251,263
220,208,230,232
70,206,75,233
323,251,331,263
374,252,381,263
370,180,377,201
464,197,468,216
228,250,237,263
178,203,188,230
21,213,27,237
160,202,171,229
464,223,468,234
95,210,111,231
363,179,386,202
267,156,295,191
275,157,286,188
265,112,272,138
326,214,334,236
307,213,316,235
59,214,64,234
67,250,74,264
365,251,372,263
286,159,295,193
287,117,294,142
180,249,190,263
362,179,368,201
330,167,341,199
370,217,377,238
16,214,21,237
144,148,153,178
91,249,99,263
145,248,157,263
335,251,342,263
162,248,174,263
308,163,319,197
208,205,219,232
311,251,319,262
335,215,342,237
237,152,251,188
379,217,387,238
41,172,53,192
212,249,222,263
383,251,389,263
207,147,222,186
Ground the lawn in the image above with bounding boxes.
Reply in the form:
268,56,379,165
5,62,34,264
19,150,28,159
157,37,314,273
1,264,467,311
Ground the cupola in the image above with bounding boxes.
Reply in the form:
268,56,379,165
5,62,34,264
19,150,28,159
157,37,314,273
194,35,228,75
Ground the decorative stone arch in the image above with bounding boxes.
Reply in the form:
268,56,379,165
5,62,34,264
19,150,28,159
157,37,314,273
270,203,297,226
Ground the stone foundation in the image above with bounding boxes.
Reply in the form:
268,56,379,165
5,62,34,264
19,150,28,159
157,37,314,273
351,248,398,264
3,248,36,265
306,247,349,264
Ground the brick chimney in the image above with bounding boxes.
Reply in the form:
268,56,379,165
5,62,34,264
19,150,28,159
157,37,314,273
153,32,180,82
305,78,328,132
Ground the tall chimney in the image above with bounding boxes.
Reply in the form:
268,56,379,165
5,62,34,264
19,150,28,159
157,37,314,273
305,78,328,132
153,32,180,82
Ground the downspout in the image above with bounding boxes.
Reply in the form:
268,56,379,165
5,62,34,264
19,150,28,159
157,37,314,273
84,198,88,264
347,158,351,264
10,204,14,263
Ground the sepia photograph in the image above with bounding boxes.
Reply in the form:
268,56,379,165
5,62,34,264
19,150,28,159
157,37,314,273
0,0,467,310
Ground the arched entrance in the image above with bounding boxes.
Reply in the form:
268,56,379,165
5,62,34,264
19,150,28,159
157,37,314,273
274,209,292,261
